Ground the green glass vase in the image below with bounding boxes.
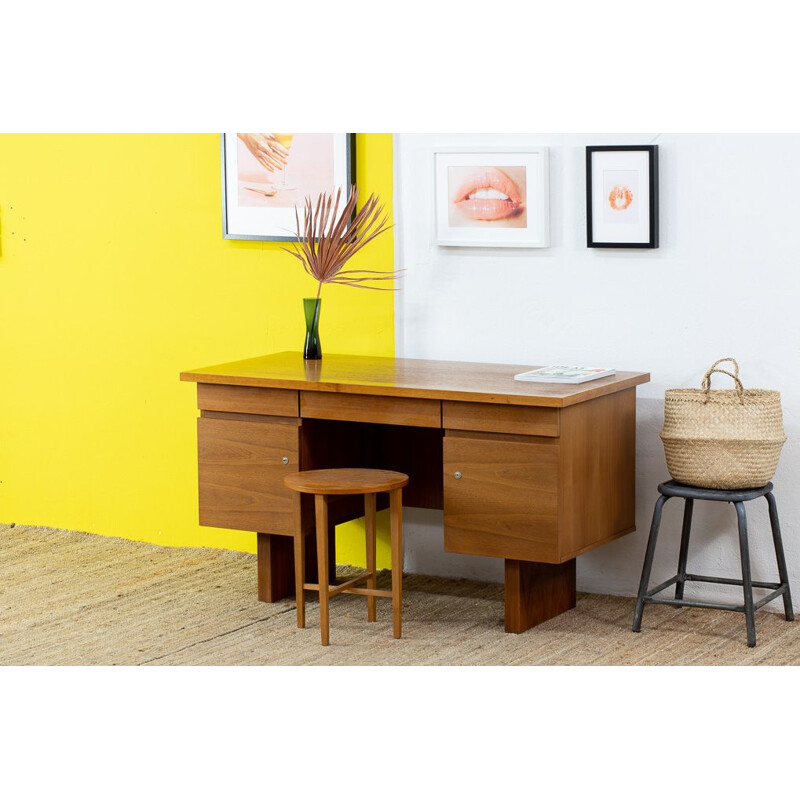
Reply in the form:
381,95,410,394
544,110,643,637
303,297,322,360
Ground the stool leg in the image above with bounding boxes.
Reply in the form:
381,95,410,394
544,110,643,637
766,492,794,621
315,494,331,646
389,488,403,639
365,492,377,622
632,494,669,632
675,498,694,604
735,502,757,648
294,531,305,629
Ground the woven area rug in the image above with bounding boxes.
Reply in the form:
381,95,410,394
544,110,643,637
2,524,798,665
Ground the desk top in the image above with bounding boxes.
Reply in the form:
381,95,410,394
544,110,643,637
182,352,649,408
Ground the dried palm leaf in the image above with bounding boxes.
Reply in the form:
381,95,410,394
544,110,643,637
283,186,402,297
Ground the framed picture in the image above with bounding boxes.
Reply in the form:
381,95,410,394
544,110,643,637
221,133,355,241
586,145,659,248
434,148,549,247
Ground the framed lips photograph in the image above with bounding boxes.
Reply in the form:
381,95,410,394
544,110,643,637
434,148,549,247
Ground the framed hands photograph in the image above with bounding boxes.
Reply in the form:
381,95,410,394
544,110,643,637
586,145,659,248
434,147,549,248
221,133,355,241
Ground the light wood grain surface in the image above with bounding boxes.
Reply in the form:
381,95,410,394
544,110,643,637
181,351,649,408
197,417,298,535
284,468,409,495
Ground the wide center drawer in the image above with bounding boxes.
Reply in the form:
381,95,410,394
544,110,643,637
301,392,441,428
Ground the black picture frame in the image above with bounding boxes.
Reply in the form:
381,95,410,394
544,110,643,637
221,133,355,241
586,145,659,249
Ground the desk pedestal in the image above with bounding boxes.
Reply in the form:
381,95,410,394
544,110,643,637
257,530,337,603
505,558,576,633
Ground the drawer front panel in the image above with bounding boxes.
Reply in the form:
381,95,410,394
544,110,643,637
443,401,559,437
197,383,298,417
443,433,559,562
198,417,299,534
301,392,441,428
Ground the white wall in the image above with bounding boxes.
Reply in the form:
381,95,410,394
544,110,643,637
394,133,800,609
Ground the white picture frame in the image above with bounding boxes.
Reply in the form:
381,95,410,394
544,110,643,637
434,147,549,248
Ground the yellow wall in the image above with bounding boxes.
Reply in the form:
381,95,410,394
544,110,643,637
0,133,395,562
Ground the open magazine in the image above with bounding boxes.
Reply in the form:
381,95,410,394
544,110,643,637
514,365,616,384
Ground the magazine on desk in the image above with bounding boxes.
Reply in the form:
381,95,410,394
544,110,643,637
514,365,616,384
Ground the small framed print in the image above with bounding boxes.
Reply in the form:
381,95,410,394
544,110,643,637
222,133,355,241
434,148,549,247
586,145,659,248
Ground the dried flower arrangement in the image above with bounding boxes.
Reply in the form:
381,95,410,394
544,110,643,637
283,186,401,359
284,186,399,295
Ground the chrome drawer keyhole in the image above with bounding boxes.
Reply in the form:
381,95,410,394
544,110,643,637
454,471,462,480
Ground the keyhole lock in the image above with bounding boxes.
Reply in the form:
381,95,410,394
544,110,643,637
282,456,289,465
454,471,462,479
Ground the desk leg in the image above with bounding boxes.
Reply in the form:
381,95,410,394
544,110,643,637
257,533,295,602
257,529,337,603
504,559,576,633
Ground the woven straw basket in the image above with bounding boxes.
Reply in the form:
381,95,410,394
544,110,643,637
660,358,786,489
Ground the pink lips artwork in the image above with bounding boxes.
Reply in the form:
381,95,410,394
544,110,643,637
452,167,525,221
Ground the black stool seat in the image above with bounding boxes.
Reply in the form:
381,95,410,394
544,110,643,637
633,480,793,647
658,480,773,503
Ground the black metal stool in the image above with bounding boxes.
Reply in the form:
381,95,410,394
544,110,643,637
632,480,794,647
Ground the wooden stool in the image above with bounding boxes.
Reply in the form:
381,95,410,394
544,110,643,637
284,468,409,646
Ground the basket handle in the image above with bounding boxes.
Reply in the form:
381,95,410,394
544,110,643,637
704,357,740,379
701,358,744,404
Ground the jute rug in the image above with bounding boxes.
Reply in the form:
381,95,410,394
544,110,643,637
2,523,798,665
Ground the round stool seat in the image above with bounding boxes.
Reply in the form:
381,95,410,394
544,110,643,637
284,468,409,495
658,480,773,503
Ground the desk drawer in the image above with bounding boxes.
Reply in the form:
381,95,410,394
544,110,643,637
443,401,559,437
301,392,441,428
197,384,298,417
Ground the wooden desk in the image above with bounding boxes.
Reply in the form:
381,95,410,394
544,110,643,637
181,352,650,633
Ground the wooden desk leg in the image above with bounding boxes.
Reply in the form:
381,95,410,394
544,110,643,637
302,526,336,585
504,559,576,633
257,529,337,603
257,533,295,602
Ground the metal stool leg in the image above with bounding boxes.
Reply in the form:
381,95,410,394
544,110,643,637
675,498,694,604
735,502,757,648
633,493,669,632
766,492,794,621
